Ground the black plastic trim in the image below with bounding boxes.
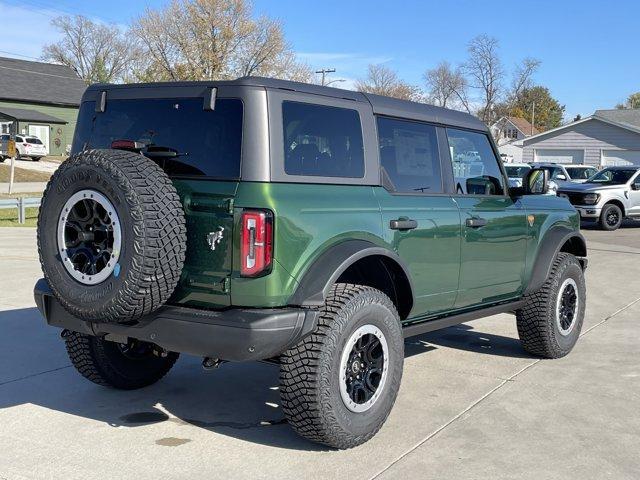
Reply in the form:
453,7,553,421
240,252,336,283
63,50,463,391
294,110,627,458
34,279,318,362
524,227,587,295
402,300,526,338
288,240,415,307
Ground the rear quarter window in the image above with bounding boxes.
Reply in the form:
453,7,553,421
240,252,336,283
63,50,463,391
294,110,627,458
282,101,365,178
72,97,243,178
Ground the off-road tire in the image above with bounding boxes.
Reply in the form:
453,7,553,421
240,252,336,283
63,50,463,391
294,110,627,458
599,203,623,231
37,149,186,323
280,283,404,449
516,253,586,358
64,330,179,390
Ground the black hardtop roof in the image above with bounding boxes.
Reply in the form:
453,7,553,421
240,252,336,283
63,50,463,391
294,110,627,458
86,76,487,131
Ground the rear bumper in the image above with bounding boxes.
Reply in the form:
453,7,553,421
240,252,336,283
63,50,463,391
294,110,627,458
34,278,318,361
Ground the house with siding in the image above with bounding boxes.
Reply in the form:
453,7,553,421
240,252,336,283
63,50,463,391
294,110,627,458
522,109,640,166
490,116,539,163
0,56,86,156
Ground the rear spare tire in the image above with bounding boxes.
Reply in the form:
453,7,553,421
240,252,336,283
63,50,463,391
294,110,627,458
37,149,186,323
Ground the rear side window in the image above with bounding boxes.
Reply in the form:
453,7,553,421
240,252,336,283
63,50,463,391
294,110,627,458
282,101,364,178
447,128,505,195
72,98,243,178
377,117,442,194
26,137,43,144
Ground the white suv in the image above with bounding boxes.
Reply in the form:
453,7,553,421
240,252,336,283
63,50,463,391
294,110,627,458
15,135,47,161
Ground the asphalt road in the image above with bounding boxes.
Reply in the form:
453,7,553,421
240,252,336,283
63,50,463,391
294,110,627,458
0,225,638,480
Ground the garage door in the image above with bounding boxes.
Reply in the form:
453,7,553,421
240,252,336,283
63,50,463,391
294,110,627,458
534,149,584,164
602,150,640,166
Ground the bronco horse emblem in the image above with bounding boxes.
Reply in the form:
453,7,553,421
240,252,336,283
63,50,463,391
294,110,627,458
206,227,225,251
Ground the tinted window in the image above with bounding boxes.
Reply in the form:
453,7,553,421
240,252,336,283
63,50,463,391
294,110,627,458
586,168,637,185
72,98,243,178
505,165,531,178
447,129,505,195
283,101,364,177
16,136,23,142
566,167,597,180
377,117,442,193
26,137,43,144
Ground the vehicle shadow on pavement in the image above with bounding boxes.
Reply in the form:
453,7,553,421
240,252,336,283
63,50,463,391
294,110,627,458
0,307,529,451
405,324,535,359
581,219,640,230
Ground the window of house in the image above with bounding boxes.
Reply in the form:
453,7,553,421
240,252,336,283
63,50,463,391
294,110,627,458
377,117,442,194
447,128,505,195
282,101,364,178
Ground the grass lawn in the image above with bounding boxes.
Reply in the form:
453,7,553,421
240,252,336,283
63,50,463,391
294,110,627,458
0,164,52,182
0,206,39,227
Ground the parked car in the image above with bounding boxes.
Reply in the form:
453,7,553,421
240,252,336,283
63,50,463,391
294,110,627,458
505,163,532,188
34,77,587,449
532,162,598,184
0,134,9,161
15,134,46,161
557,166,640,230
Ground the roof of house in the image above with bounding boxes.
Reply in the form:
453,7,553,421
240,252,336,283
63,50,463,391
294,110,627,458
0,56,86,107
493,116,538,136
0,106,67,124
85,76,487,132
523,109,640,144
593,109,640,130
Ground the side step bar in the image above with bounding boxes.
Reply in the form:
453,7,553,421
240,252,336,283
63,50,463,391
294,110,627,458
402,300,526,339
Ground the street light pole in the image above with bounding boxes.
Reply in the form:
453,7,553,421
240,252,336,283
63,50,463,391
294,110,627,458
315,68,336,86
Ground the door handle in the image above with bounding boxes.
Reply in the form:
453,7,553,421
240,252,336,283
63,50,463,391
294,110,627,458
390,218,418,230
466,217,488,228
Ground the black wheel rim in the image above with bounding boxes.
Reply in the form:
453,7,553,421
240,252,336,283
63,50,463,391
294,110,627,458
606,209,620,226
57,190,121,285
339,325,389,412
556,278,579,335
64,198,114,275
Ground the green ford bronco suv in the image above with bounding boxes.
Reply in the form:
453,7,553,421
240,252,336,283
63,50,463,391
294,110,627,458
34,77,587,449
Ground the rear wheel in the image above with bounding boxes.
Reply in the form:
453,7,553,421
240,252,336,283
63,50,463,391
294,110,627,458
599,203,623,231
516,253,586,358
31,156,42,161
280,284,404,449
64,330,178,390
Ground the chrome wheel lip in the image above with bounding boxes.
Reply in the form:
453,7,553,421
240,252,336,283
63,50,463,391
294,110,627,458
556,278,579,336
57,189,121,285
339,324,389,413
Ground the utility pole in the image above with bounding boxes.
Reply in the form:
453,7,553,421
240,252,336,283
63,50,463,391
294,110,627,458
315,68,336,86
531,101,536,135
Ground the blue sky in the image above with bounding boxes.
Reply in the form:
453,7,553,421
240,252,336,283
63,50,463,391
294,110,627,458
1,0,638,119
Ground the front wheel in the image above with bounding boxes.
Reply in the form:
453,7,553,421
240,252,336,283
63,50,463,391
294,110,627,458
64,331,179,389
599,203,623,230
516,253,586,358
280,284,404,449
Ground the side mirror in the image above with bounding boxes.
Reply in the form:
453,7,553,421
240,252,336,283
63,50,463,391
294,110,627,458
556,174,567,181
524,168,550,195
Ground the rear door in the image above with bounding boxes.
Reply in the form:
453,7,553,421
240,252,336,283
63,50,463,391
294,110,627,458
446,128,528,308
375,117,461,317
71,90,245,308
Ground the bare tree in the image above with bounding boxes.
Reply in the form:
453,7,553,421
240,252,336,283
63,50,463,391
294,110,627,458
424,61,470,112
130,0,311,82
42,16,136,84
465,35,504,123
355,64,423,102
509,57,541,103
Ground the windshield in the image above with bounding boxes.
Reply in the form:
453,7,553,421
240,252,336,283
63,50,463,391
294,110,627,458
538,166,565,180
586,168,637,185
566,167,597,180
505,166,531,177
72,97,243,178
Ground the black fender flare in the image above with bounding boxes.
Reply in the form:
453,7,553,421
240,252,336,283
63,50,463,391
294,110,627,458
524,226,587,295
288,240,415,308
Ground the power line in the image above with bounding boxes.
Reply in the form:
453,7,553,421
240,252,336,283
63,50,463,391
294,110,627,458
0,50,42,61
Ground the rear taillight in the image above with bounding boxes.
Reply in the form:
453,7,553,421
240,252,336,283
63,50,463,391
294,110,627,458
240,210,273,277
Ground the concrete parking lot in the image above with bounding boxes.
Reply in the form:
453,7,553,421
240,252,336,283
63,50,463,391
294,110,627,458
1,224,639,480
